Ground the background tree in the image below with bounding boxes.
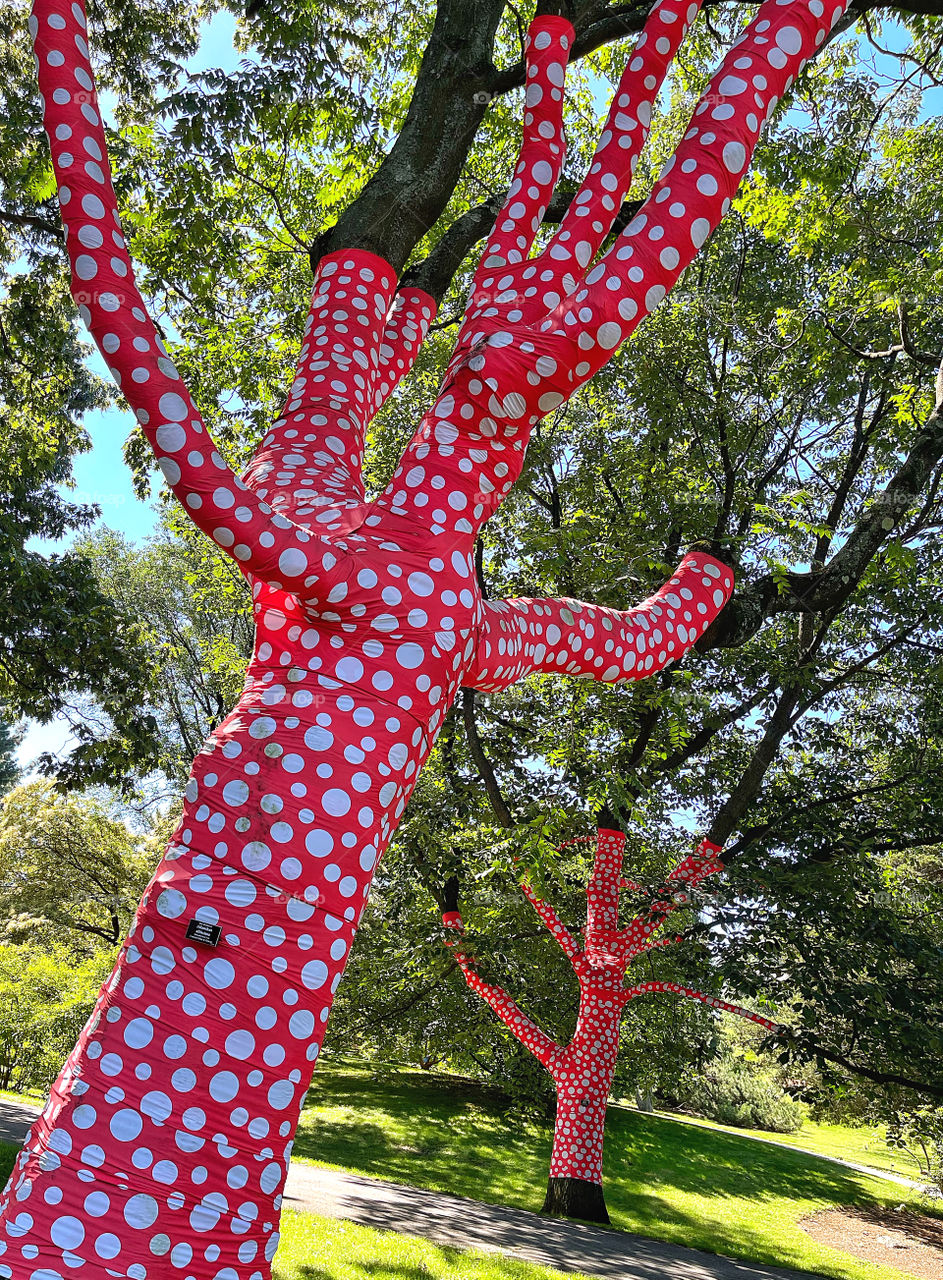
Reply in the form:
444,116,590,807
0,944,113,1092
0,721,22,795
78,521,253,786
442,826,780,1223
0,781,153,950
0,0,209,787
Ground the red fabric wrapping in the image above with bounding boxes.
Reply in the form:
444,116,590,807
452,827,783,1189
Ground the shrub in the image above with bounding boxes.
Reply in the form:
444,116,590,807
886,1106,943,1198
682,1059,804,1133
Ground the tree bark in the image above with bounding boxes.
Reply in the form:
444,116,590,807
542,1175,610,1223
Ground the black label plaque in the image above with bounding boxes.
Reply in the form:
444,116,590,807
185,919,221,947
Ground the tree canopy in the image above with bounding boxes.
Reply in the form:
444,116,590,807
2,0,942,1114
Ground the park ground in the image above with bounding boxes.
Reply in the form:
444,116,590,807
2,1059,941,1280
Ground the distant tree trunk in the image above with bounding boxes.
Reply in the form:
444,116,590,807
542,1174,610,1223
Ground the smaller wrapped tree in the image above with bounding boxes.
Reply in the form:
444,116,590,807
443,826,778,1224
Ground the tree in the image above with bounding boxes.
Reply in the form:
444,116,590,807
1,2,942,1279
78,523,253,786
0,782,152,950
0,0,204,788
443,824,778,1222
0,944,114,1092
0,720,21,795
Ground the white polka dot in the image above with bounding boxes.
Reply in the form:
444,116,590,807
323,788,351,816
159,392,188,421
396,642,424,669
301,960,328,989
124,1193,159,1230
223,780,249,807
723,141,747,172
776,25,802,54
278,548,308,576
205,958,236,990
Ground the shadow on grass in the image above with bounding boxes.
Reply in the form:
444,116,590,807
0,1140,18,1188
289,1266,464,1280
299,1065,881,1212
605,1107,877,1205
305,1062,507,1120
292,1063,929,1277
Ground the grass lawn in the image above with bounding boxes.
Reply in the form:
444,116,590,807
0,1087,44,1107
274,1212,592,1280
2,1067,937,1280
651,1107,918,1180
290,1059,935,1280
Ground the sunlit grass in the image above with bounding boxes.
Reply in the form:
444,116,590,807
0,1141,586,1280
273,1212,592,1280
1,1062,936,1280
0,1087,44,1107
648,1106,918,1179
291,1059,935,1280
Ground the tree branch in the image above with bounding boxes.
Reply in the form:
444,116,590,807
700,402,943,652
709,683,804,852
402,188,642,304
462,688,515,828
489,1,656,96
801,1038,943,1101
0,205,64,241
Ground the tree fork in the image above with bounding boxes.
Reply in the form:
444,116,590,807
317,1,655,276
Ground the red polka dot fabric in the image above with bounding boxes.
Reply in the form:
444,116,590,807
3,0,838,1273
447,830,779,1189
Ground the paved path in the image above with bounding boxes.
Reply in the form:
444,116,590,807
283,1160,819,1279
0,1099,38,1147
0,1098,849,1279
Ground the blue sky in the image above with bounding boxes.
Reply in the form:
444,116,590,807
15,12,243,770
16,9,940,772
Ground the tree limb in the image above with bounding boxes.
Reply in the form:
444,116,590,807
700,403,943,652
462,688,515,828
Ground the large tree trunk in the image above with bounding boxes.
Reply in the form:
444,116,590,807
0,601,458,1276
542,1175,610,1224
542,1059,616,1224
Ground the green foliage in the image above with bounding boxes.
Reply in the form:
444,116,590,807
0,1142,15,1191
0,267,161,787
0,720,21,795
886,1106,943,1197
77,520,253,783
0,0,219,788
0,943,113,1091
1,0,942,1121
680,1058,805,1134
0,781,153,951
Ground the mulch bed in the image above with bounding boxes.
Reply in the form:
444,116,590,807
799,1206,943,1280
